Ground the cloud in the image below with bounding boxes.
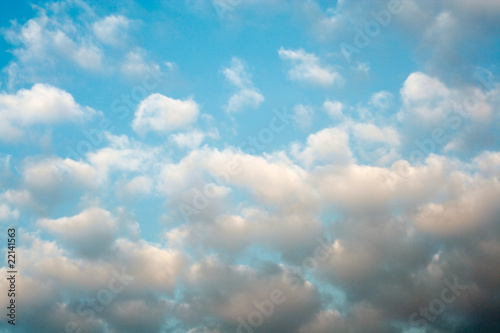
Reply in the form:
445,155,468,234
401,72,450,105
323,100,343,119
170,129,216,150
4,7,104,71
37,207,118,258
0,203,19,222
223,57,264,113
6,144,500,332
116,176,153,199
120,50,164,78
0,84,96,141
176,256,321,332
292,104,314,129
23,157,98,192
225,88,265,114
1,2,161,88
132,94,200,135
369,91,393,110
291,127,352,167
298,310,346,333
473,151,500,178
3,231,186,333
400,72,495,123
298,1,344,42
393,0,500,80
411,179,500,236
278,48,343,87
351,123,400,146
0,189,40,213
104,297,171,333
222,57,253,89
1,2,500,332
92,15,131,46
113,238,187,294
398,71,499,155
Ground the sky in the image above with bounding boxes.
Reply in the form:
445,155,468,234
0,0,499,332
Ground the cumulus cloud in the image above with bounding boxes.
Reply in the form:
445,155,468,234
0,84,96,141
398,71,499,155
132,94,200,135
400,72,494,123
6,144,500,333
411,179,500,236
2,2,500,332
37,207,118,258
278,48,343,87
291,127,352,167
176,257,321,332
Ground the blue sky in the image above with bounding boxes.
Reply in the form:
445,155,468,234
0,0,500,332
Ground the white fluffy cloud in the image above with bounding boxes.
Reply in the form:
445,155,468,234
278,48,343,87
132,94,200,135
0,84,96,141
400,72,494,124
401,72,450,105
291,127,352,167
